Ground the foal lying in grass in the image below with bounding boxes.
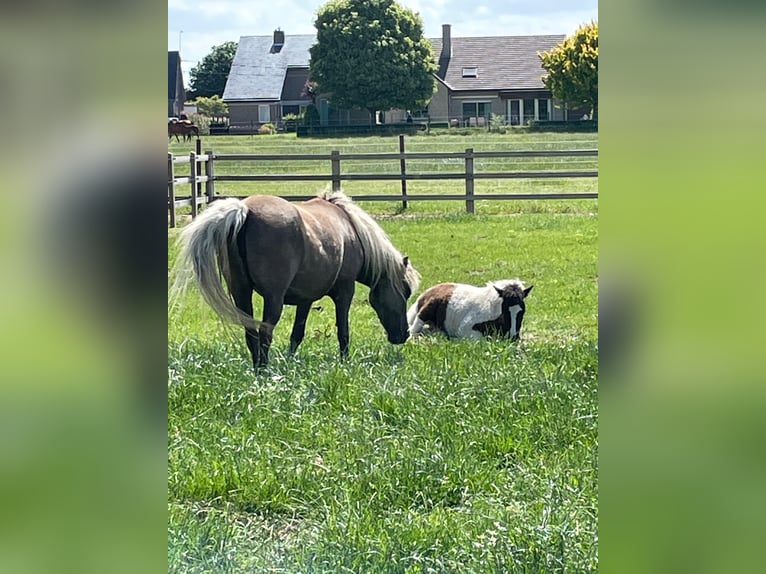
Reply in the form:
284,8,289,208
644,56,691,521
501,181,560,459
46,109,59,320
407,279,533,341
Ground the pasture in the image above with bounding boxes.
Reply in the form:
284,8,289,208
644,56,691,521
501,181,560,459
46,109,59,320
168,131,598,572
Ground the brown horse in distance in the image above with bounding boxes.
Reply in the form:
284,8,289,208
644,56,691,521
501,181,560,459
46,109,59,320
168,119,199,142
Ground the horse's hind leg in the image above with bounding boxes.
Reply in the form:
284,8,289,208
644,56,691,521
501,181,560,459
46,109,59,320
289,302,312,354
228,283,260,368
258,295,285,366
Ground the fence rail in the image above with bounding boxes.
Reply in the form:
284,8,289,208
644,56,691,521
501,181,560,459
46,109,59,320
168,136,597,227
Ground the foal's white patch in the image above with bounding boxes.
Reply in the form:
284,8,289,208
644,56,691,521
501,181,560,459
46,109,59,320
508,304,523,338
444,283,504,339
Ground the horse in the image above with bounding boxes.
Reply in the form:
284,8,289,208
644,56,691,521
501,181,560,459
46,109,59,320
171,191,420,368
407,279,533,341
168,120,199,142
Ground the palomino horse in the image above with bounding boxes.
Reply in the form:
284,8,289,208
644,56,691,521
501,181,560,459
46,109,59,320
408,279,533,341
172,191,420,367
168,120,199,142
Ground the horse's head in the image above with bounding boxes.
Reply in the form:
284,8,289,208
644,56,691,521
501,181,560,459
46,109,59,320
493,281,533,341
369,256,420,344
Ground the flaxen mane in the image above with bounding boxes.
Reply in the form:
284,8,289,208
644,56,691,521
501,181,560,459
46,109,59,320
322,191,420,295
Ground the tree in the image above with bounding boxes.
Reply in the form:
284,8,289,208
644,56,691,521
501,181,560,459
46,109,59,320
539,21,598,121
309,0,436,120
190,95,228,118
188,41,237,99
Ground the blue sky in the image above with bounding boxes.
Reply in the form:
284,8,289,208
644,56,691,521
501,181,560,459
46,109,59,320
168,0,598,85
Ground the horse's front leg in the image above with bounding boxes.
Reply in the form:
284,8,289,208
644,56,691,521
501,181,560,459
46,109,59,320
331,283,355,357
289,302,312,355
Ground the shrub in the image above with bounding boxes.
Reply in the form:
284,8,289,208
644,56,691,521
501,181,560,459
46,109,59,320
258,123,276,135
489,113,508,134
189,113,211,135
303,104,320,127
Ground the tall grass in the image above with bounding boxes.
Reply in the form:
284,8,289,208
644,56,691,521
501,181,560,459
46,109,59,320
168,132,597,572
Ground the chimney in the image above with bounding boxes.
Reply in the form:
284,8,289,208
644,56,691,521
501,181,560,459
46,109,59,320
273,28,285,47
441,24,451,60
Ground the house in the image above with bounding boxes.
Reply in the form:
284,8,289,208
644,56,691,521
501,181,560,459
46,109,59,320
168,51,186,118
223,25,587,130
223,29,373,130
390,25,586,126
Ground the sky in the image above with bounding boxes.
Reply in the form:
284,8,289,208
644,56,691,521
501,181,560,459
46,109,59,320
168,0,598,87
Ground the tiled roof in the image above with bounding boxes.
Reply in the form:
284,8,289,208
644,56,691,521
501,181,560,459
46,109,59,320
223,35,314,101
429,35,565,91
223,31,564,101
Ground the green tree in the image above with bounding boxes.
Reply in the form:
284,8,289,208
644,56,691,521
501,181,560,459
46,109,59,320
188,41,237,98
309,0,436,120
539,21,598,120
190,95,228,117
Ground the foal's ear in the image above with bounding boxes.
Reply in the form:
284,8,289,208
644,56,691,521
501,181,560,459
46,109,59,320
523,285,534,298
403,256,409,267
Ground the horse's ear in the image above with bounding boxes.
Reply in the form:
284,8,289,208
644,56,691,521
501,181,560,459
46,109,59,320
494,285,504,297
523,285,534,298
403,256,409,267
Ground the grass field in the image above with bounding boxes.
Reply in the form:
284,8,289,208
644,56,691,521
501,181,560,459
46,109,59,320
168,131,597,572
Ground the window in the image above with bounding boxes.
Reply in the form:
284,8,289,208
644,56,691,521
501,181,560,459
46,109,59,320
462,66,478,78
509,100,520,125
523,98,535,124
258,104,270,123
462,101,490,126
507,98,551,125
538,99,550,121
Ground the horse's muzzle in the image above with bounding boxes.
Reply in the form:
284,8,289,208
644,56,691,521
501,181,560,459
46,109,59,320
388,333,409,345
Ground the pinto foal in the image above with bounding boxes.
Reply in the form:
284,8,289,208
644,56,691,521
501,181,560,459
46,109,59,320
407,279,533,341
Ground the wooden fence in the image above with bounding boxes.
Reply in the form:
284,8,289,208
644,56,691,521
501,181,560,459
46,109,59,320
168,137,597,227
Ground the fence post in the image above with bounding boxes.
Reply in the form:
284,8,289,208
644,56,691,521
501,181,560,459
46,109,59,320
195,139,203,204
465,148,475,214
399,134,408,209
168,152,176,228
331,150,341,192
189,151,198,219
205,149,215,204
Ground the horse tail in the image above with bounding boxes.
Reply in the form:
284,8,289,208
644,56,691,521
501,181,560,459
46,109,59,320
171,198,259,330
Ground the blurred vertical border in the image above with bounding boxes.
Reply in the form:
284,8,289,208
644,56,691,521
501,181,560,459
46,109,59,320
0,2,167,572
602,0,766,572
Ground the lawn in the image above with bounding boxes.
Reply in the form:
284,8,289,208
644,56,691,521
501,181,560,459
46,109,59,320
168,130,598,572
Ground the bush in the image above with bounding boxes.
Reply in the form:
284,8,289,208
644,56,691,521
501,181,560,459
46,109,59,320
189,113,210,135
258,123,276,135
527,119,598,132
303,105,320,127
282,113,299,133
489,113,508,134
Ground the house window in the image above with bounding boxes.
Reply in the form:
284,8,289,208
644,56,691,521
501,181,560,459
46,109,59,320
258,104,271,123
507,98,551,125
509,100,521,125
538,99,550,121
462,66,478,78
462,101,490,126
523,98,535,124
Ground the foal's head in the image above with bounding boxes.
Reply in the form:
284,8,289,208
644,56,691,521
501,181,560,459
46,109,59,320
492,280,534,341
